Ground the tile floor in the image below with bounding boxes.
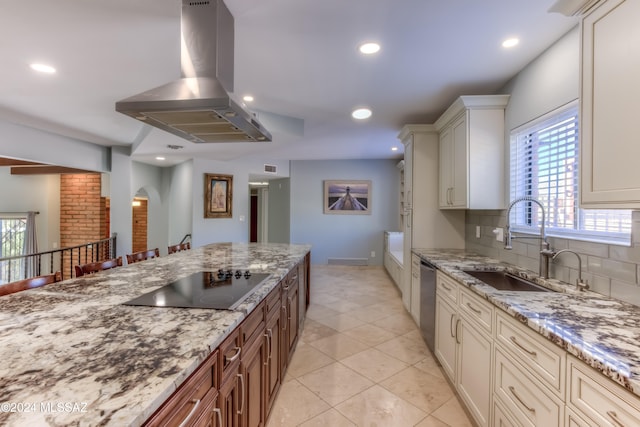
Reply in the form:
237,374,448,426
266,264,474,427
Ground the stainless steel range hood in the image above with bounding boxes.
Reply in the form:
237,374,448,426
115,0,271,143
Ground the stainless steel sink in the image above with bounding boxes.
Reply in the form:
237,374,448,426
463,270,552,292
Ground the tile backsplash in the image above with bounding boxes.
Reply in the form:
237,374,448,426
465,210,640,306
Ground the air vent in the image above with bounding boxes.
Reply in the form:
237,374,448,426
264,164,277,174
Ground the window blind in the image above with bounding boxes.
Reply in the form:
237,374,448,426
509,103,631,244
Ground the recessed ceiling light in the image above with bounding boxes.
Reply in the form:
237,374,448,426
243,95,254,102
352,108,372,120
30,63,56,74
502,38,519,48
391,146,398,151
155,156,166,161
358,42,380,55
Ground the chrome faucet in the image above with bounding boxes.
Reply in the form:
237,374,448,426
542,249,589,291
505,196,551,278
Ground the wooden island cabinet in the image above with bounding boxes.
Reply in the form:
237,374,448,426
143,255,309,427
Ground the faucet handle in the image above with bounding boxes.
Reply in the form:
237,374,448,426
540,249,555,257
576,279,589,292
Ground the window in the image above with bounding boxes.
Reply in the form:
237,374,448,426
509,101,631,245
0,216,27,283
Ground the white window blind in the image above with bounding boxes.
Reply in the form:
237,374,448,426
509,102,631,245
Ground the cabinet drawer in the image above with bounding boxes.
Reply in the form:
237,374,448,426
566,406,596,427
493,399,521,427
219,328,242,383
495,311,565,397
145,349,219,427
241,301,265,346
494,348,563,427
568,356,640,427
265,284,282,318
285,268,299,289
459,287,493,333
436,271,458,305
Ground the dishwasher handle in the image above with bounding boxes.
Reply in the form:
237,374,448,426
420,259,436,271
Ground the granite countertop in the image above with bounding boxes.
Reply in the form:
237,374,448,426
0,242,310,427
413,248,640,399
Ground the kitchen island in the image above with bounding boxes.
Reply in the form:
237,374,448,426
0,242,310,426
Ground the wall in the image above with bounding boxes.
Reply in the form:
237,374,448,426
131,161,166,255
268,178,290,243
0,119,109,172
290,159,399,265
465,26,640,306
59,173,104,272
164,160,193,247
0,167,60,252
191,158,291,247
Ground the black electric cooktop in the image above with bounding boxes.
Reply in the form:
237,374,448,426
123,270,271,310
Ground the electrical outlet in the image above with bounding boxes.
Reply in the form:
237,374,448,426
493,227,504,242
475,226,481,238
370,251,376,258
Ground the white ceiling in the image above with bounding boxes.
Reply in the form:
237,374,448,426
0,0,578,166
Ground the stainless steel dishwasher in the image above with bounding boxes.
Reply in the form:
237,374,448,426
419,258,437,352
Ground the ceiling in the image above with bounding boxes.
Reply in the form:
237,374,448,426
0,0,578,167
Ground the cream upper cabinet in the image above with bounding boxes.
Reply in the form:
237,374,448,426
580,0,640,208
435,95,510,210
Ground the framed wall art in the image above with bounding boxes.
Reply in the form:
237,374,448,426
323,180,371,215
205,173,233,218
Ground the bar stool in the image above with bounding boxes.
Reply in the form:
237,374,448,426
126,248,160,264
0,271,62,296
74,257,123,277
168,242,191,254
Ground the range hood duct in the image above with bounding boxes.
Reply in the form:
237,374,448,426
115,0,271,143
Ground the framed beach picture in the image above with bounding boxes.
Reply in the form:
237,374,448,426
205,173,233,218
323,180,371,215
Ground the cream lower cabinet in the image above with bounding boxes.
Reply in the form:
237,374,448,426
567,355,640,427
434,271,493,427
436,272,640,427
494,310,565,427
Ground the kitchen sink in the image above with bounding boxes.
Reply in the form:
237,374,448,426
463,270,552,292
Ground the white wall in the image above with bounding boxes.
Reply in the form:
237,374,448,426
0,168,60,252
501,26,579,133
132,161,167,255
290,159,399,265
0,119,109,172
191,157,291,247
164,160,193,247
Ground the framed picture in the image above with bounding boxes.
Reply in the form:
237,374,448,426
205,173,233,218
323,180,372,215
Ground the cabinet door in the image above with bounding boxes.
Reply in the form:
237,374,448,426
580,0,640,207
218,370,241,427
439,126,454,208
404,137,413,209
265,312,282,418
450,114,468,208
409,254,420,325
434,295,457,382
457,319,492,427
241,335,267,427
286,284,299,359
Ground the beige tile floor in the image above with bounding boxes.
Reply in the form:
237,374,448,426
266,264,474,427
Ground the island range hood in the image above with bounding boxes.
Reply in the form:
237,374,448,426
115,0,271,143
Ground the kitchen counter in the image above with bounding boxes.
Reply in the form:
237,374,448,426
413,248,640,399
0,242,310,427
